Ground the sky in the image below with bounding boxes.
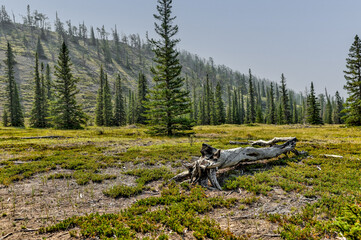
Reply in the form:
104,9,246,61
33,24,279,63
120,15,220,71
0,0,359,96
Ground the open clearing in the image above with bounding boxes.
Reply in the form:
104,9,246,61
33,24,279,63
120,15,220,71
0,124,360,239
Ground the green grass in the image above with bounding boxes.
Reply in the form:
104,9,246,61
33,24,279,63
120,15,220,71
2,124,361,238
41,183,244,240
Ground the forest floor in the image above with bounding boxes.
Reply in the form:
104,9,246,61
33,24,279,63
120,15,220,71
0,124,360,239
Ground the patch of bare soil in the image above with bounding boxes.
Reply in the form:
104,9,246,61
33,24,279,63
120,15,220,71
0,168,160,240
0,165,316,240
205,187,317,240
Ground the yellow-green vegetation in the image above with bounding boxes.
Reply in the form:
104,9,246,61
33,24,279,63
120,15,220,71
103,167,174,198
2,124,361,239
40,183,243,240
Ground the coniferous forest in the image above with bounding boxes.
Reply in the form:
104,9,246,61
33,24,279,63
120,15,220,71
0,4,349,133
3,1,361,240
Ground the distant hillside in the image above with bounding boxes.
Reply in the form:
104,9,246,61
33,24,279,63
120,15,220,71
0,16,296,122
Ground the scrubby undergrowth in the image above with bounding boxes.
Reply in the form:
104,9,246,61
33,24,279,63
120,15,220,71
1,124,361,239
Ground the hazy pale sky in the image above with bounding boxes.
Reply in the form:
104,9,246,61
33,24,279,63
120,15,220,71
0,0,359,96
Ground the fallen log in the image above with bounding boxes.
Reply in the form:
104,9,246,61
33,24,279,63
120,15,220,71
320,154,343,159
21,136,72,140
250,137,295,147
172,137,303,190
229,141,249,145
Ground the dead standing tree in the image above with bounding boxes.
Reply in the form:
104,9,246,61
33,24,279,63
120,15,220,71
172,137,304,190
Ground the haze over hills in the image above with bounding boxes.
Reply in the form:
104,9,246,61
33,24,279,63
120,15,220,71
0,9,290,121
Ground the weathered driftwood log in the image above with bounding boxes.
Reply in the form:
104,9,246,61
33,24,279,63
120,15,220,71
172,137,301,190
250,137,295,147
229,141,249,145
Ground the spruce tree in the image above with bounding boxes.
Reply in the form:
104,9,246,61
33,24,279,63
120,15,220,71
2,109,8,127
52,42,86,129
136,72,148,124
127,90,136,124
146,0,192,135
4,42,24,127
95,66,105,126
113,74,126,126
103,73,113,126
267,83,276,124
292,101,298,123
334,91,344,124
280,73,291,124
248,69,255,123
40,63,49,127
36,36,46,59
214,82,225,125
343,35,361,125
30,53,45,128
324,89,333,124
192,84,198,122
45,64,53,101
226,85,232,123
306,82,323,125
90,26,96,46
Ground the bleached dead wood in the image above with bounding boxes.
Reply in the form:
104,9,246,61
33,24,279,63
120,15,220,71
250,137,295,147
229,141,249,145
320,154,343,159
20,136,72,139
172,137,303,190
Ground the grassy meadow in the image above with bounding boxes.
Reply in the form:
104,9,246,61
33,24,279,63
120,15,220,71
1,124,361,239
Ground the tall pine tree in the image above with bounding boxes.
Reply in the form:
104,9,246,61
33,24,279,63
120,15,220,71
214,82,225,125
30,53,46,128
146,0,192,135
343,35,361,125
52,42,86,129
95,66,105,126
103,73,113,126
113,74,126,126
4,42,24,127
280,73,291,124
306,82,323,125
248,69,255,123
136,72,148,124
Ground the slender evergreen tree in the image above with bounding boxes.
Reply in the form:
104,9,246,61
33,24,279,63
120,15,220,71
30,53,45,127
292,101,298,123
103,73,113,126
343,35,361,125
280,73,291,124
267,83,276,124
334,91,344,124
192,83,198,122
90,26,96,46
4,42,23,127
214,82,225,124
136,72,148,124
306,82,323,125
2,109,8,127
95,66,105,126
113,74,126,126
248,69,255,123
45,64,53,101
226,85,232,123
324,89,333,124
146,0,192,135
36,36,46,59
52,42,86,129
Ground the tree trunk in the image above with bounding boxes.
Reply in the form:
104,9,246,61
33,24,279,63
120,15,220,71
172,137,303,190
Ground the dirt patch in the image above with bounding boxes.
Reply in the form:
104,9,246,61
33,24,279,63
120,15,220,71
205,187,317,240
0,168,160,240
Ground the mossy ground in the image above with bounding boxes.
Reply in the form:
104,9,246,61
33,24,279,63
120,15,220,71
0,124,360,239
